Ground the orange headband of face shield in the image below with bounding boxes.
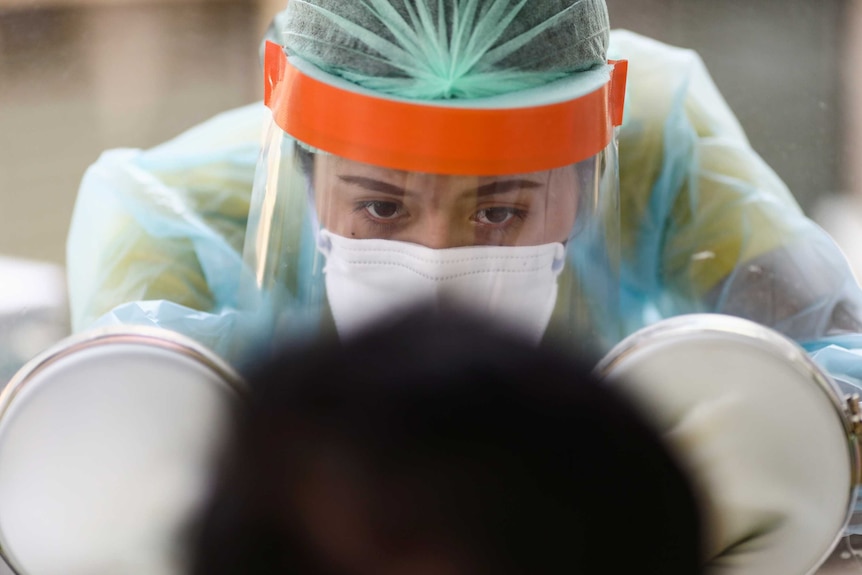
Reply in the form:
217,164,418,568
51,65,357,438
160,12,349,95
263,41,628,176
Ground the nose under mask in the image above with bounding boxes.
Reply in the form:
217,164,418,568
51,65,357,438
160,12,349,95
317,229,566,343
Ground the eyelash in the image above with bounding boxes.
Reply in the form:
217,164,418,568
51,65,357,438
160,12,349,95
352,202,529,233
474,207,529,225
353,201,403,231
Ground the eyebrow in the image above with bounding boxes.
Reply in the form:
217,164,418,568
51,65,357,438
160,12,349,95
474,179,543,197
337,175,543,197
338,175,406,196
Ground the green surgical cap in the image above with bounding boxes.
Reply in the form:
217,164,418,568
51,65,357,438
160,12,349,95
275,0,610,100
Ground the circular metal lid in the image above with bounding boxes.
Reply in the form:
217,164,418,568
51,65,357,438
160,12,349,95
596,314,859,575
0,326,246,575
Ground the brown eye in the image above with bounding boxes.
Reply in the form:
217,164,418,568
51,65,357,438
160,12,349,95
475,207,515,225
366,201,400,219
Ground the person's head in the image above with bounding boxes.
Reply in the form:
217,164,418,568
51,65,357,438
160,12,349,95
274,0,611,249
242,0,626,350
189,309,704,575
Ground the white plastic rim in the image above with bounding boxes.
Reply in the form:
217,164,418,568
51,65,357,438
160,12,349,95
0,326,245,575
596,314,858,575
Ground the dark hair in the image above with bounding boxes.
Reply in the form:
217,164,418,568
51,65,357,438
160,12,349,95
189,309,703,575
295,142,316,177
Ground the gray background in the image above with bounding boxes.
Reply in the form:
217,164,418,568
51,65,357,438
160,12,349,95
607,0,848,213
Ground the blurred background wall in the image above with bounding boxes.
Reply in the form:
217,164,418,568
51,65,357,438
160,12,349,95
0,0,276,264
607,0,848,213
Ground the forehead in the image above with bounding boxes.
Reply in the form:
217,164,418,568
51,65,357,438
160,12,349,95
314,153,564,185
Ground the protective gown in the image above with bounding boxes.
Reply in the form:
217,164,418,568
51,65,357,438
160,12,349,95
67,29,862,377
65,27,862,571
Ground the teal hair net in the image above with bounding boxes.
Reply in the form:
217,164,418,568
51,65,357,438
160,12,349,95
276,0,610,99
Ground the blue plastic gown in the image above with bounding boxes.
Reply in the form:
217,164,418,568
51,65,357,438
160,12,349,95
67,30,862,385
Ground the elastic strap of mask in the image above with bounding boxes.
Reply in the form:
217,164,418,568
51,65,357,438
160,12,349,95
264,41,627,176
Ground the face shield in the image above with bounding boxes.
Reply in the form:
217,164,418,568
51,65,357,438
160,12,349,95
241,42,627,354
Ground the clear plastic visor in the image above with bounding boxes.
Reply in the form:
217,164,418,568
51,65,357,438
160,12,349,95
241,123,622,355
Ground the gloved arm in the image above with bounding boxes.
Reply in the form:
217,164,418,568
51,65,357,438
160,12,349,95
611,30,862,343
66,103,266,359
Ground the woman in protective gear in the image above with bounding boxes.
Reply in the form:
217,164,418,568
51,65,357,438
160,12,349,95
68,1,862,367
65,2,862,572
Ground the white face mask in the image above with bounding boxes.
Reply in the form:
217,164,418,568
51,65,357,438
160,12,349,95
317,229,566,343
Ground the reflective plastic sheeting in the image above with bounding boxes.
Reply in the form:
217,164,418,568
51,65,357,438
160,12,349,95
609,30,862,343
66,104,268,364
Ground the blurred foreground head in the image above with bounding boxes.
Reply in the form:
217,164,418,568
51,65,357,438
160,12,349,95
190,310,703,575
